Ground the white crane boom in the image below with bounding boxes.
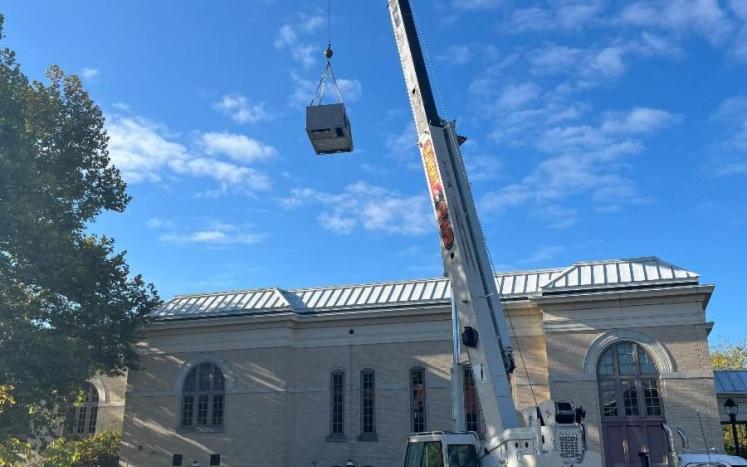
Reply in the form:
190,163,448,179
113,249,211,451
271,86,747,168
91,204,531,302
386,1,588,465
388,0,517,437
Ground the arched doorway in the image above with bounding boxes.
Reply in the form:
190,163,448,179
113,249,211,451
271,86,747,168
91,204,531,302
598,342,668,466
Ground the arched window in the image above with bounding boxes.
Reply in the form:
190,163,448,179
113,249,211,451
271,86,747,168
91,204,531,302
66,382,99,436
598,342,667,465
597,342,662,418
181,363,225,428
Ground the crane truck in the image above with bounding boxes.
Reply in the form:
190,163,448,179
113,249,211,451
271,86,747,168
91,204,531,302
304,1,746,465
386,1,588,466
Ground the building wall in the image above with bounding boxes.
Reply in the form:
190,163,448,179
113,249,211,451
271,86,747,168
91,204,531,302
92,374,127,434
120,286,722,467
540,286,722,463
121,309,459,467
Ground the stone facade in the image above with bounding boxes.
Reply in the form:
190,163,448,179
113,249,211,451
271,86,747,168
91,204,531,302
91,374,128,434
118,258,725,467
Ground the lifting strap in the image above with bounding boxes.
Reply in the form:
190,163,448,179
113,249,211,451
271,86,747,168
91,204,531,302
309,48,344,106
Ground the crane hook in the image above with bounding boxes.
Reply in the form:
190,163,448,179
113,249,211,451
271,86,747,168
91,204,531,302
324,42,334,60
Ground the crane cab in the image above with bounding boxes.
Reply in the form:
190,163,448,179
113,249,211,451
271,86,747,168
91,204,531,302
403,432,479,467
305,103,353,155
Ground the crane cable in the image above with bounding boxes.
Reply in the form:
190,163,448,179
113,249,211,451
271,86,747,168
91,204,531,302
310,0,344,106
409,0,540,410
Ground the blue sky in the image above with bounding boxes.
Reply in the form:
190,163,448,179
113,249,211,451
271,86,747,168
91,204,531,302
3,0,747,342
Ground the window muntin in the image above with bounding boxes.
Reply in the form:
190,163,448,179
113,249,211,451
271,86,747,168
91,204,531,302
621,380,639,416
642,379,662,416
181,363,225,428
616,343,636,375
330,370,345,435
599,380,618,416
361,369,376,435
67,382,99,437
410,367,426,432
597,342,663,419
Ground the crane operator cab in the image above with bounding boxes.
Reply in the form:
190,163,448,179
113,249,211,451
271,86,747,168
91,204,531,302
403,432,480,467
403,401,587,467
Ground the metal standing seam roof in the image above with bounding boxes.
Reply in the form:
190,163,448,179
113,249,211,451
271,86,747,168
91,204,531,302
714,371,747,394
152,257,700,321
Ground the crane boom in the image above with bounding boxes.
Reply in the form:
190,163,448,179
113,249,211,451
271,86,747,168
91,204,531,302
388,0,518,437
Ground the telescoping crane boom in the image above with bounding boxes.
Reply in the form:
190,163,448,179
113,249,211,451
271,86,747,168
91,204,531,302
386,1,588,465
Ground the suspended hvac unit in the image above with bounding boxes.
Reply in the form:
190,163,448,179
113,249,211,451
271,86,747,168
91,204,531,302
306,44,353,155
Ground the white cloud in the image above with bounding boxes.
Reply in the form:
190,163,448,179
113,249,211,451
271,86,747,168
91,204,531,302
281,181,433,236
290,73,362,107
146,217,175,229
710,95,747,175
213,94,270,124
535,205,578,229
337,79,363,102
528,38,680,85
199,131,277,163
464,154,503,182
168,157,272,190
106,114,273,192
529,43,632,82
733,25,747,60
385,122,422,170
519,245,565,264
107,115,190,183
504,3,603,33
482,106,676,215
497,82,542,111
601,107,677,134
437,45,473,65
80,67,100,80
618,0,735,45
730,0,747,19
275,13,325,69
157,221,266,246
452,0,502,10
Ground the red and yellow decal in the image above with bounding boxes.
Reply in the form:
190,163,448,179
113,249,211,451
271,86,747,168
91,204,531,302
419,134,455,250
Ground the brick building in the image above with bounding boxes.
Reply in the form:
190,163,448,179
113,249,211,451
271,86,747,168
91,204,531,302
116,257,724,467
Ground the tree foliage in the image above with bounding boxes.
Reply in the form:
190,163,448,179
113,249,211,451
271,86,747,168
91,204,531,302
711,340,747,371
710,339,747,456
0,12,159,452
40,432,121,467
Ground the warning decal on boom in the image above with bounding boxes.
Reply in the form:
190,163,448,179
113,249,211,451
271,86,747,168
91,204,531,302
419,133,454,251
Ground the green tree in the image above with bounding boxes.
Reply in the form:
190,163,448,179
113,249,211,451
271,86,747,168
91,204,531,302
0,12,159,455
41,432,121,467
710,339,747,456
711,340,747,371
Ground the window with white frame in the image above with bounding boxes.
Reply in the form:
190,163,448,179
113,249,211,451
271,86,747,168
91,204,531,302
181,363,225,428
66,382,99,436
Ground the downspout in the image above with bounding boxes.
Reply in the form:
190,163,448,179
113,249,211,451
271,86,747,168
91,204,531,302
662,423,680,467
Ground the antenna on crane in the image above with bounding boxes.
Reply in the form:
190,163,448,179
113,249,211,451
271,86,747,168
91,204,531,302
305,0,354,155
